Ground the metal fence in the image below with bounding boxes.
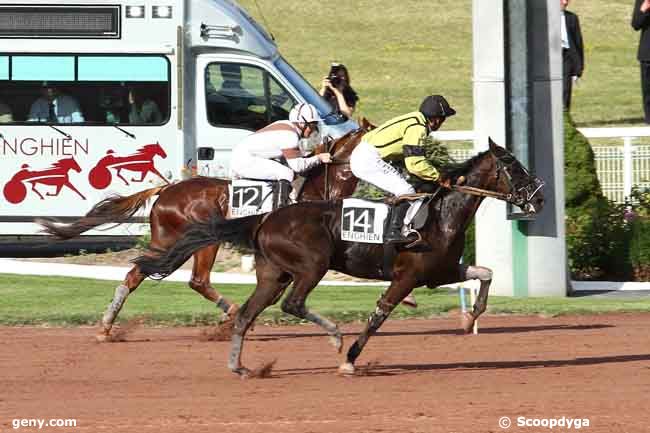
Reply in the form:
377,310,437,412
438,128,650,204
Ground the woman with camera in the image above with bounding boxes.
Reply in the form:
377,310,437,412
319,63,359,119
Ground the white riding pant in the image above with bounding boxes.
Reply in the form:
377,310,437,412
230,146,294,182
350,140,423,227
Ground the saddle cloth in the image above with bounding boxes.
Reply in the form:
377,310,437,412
340,198,390,244
229,179,281,218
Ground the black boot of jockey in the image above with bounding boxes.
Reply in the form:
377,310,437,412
385,200,430,249
276,179,293,208
385,201,412,244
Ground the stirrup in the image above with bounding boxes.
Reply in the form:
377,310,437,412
403,229,428,250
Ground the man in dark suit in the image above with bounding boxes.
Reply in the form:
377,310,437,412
632,0,650,123
561,0,584,111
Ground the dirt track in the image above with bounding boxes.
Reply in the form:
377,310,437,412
1,314,649,433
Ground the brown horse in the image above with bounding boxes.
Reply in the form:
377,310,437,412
38,128,367,341
134,138,545,376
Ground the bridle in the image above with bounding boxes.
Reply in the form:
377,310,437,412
452,150,544,209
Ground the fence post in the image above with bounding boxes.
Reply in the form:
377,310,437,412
623,137,634,200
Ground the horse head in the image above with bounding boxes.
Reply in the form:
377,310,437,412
141,143,167,159
486,138,545,214
54,157,82,173
300,129,366,201
438,138,544,215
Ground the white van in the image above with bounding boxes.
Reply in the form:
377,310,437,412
0,0,356,242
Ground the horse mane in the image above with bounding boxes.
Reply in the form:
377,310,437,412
439,149,491,183
330,128,365,157
137,143,159,153
51,158,73,169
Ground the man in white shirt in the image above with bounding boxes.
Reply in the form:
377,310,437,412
28,85,84,123
230,103,331,187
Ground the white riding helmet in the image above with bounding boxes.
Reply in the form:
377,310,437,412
289,103,323,124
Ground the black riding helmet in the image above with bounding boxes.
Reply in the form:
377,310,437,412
419,95,456,119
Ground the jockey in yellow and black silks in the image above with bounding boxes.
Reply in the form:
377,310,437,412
350,94,456,244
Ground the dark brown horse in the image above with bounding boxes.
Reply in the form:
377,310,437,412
38,128,367,341
134,138,545,376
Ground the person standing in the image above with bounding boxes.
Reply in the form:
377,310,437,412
632,0,650,123
561,0,584,111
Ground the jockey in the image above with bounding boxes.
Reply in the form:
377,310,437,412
230,103,331,203
350,94,456,245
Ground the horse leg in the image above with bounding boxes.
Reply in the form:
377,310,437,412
188,245,238,319
281,270,343,353
339,279,415,375
96,266,145,342
147,167,168,184
459,265,493,334
46,183,63,197
229,256,291,377
30,182,45,200
116,168,130,186
63,181,87,200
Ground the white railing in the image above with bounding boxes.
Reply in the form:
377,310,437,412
435,128,650,203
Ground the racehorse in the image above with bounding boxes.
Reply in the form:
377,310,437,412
134,138,545,376
38,128,367,341
3,157,85,204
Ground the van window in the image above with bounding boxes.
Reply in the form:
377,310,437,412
13,56,75,81
0,54,170,126
205,62,296,131
0,56,9,80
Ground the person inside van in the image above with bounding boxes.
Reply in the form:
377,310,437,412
28,84,84,123
0,101,13,123
319,62,358,119
128,88,163,124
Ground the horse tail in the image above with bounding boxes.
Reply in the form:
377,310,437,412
37,185,168,240
133,213,263,279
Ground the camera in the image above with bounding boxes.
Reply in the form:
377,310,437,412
328,64,344,87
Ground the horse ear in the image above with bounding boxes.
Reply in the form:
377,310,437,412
488,136,498,151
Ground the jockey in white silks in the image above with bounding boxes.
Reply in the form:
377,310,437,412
230,103,331,200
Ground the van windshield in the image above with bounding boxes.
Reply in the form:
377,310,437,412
274,57,342,126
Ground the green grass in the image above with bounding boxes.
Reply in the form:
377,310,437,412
1,274,650,326
239,0,646,129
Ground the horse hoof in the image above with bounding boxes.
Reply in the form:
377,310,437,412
95,333,111,343
232,367,251,379
338,362,356,376
460,312,475,334
329,334,343,353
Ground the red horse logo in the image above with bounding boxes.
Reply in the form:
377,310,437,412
3,157,86,204
89,143,168,190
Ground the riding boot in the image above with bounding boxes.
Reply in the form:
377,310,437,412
276,179,293,208
384,201,411,244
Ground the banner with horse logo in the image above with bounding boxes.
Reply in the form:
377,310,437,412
340,198,389,243
229,179,275,217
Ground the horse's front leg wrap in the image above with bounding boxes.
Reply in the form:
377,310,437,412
346,297,394,364
215,296,231,314
101,284,130,331
462,265,492,317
